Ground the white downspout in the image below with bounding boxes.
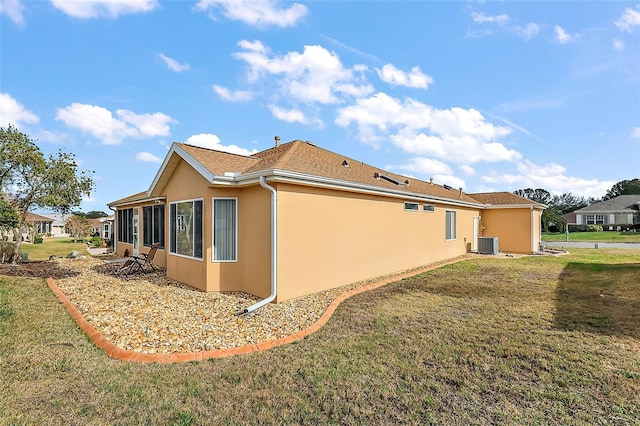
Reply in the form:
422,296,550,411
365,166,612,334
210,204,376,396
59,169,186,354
109,206,117,254
235,175,277,315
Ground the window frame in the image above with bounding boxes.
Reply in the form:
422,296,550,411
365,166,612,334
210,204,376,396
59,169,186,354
423,204,435,212
445,210,457,241
143,204,165,249
212,197,238,263
169,198,203,260
404,201,419,211
117,208,133,244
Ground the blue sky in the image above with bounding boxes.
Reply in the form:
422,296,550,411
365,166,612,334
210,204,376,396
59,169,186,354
1,0,639,212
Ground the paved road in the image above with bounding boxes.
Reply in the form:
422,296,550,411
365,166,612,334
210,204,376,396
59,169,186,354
542,241,640,250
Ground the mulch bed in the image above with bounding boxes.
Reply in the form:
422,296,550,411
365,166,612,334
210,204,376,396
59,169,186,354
0,260,80,279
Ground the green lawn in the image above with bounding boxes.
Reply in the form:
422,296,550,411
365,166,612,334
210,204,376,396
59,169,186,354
543,231,640,243
1,249,639,424
18,237,89,261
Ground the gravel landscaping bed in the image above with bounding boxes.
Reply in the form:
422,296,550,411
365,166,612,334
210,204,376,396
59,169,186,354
52,257,373,354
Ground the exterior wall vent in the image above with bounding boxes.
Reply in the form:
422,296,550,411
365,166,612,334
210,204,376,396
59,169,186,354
477,237,499,255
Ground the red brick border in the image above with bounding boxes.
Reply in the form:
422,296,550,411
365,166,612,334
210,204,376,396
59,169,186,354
46,257,465,363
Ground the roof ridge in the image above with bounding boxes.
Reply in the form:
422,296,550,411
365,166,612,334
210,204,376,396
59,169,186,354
263,140,306,170
176,142,259,161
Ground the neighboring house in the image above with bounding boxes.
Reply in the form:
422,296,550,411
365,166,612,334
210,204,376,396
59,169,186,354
46,213,71,237
21,212,54,241
99,215,114,243
564,212,577,226
89,218,101,235
108,139,544,303
573,195,640,230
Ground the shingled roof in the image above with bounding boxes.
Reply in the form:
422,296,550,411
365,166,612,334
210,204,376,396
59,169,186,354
112,139,545,208
469,192,544,207
173,140,481,204
573,195,640,213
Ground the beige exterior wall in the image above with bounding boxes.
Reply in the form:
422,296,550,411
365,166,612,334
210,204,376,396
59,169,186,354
114,202,168,269
481,207,542,254
274,183,480,301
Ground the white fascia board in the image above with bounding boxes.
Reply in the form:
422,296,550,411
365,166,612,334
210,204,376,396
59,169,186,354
109,196,166,209
210,169,485,209
147,142,216,196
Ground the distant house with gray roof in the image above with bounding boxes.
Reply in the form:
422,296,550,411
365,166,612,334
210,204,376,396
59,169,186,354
573,195,640,230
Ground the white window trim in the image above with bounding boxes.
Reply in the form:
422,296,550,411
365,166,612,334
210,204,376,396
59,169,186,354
169,197,204,261
446,210,457,241
212,197,238,263
404,201,419,211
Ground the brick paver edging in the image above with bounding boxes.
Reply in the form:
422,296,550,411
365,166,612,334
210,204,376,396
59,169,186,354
46,257,465,363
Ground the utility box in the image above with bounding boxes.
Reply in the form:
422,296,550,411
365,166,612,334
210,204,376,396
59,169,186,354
478,237,499,255
21,252,29,262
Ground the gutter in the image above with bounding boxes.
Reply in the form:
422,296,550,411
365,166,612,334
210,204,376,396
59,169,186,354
234,175,277,315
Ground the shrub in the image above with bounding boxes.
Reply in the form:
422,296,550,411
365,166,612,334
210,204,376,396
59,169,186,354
34,236,43,244
0,241,15,263
586,225,603,232
90,236,102,248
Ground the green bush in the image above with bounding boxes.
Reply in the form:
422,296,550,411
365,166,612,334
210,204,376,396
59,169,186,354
0,241,15,263
34,236,43,244
90,236,102,248
569,224,605,232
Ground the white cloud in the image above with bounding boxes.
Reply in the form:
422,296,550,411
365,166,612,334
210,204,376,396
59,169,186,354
268,105,305,123
376,64,433,90
185,133,258,156
554,25,578,44
336,92,518,164
614,6,640,32
51,0,159,18
391,157,453,176
158,54,190,72
196,0,307,28
136,151,162,163
460,164,476,176
213,85,253,102
55,103,176,145
233,40,373,104
612,38,626,51
516,23,540,39
0,0,24,24
482,160,613,198
472,12,510,25
632,127,640,139
0,93,39,127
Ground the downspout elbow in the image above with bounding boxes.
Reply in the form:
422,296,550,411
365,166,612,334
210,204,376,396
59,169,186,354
235,175,277,315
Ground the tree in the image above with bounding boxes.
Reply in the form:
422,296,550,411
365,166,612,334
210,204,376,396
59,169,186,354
602,178,640,200
541,205,568,232
66,215,91,241
513,188,553,206
552,193,590,214
85,210,108,219
0,198,19,242
0,126,94,262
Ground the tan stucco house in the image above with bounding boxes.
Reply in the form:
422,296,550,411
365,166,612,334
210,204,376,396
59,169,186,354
108,138,543,312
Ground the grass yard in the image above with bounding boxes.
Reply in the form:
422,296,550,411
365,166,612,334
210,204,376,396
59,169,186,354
1,249,639,424
18,238,89,261
543,231,640,243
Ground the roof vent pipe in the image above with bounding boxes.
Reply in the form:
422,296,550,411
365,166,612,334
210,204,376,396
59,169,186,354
459,187,463,198
275,135,281,147
429,178,433,185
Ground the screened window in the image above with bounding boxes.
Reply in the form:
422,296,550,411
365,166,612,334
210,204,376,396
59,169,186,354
446,210,456,240
117,208,133,243
404,202,419,211
169,199,203,259
213,198,237,262
143,205,165,249
423,204,435,212
585,214,605,225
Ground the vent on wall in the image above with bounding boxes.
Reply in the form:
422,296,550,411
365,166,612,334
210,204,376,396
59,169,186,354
477,237,499,255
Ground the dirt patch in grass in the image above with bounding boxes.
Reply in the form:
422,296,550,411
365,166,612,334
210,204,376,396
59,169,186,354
0,260,80,279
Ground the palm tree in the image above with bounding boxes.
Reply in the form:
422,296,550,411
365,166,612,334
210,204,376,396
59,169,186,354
541,205,567,232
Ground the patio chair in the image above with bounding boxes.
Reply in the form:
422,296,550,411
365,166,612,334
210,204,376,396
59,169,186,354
113,243,159,276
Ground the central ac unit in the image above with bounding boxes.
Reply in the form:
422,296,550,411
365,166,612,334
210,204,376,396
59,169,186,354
477,237,499,254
